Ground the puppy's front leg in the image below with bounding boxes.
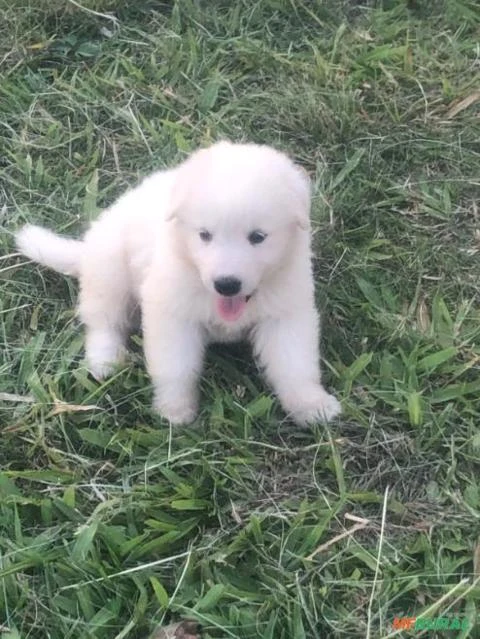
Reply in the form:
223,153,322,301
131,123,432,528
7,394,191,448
253,310,341,425
142,302,204,425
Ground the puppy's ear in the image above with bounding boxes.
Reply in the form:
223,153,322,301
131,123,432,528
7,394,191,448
294,165,312,231
165,171,185,222
165,206,179,222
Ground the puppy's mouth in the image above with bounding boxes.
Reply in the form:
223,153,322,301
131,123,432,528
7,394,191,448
215,294,252,322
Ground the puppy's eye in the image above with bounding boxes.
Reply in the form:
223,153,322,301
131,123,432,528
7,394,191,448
199,230,212,242
248,230,267,245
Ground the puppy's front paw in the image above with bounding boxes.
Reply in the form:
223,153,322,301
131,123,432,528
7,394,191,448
153,391,198,426
282,385,341,425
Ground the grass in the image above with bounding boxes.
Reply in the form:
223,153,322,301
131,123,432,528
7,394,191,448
1,0,480,637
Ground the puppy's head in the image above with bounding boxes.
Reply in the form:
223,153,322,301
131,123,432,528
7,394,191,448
168,141,311,322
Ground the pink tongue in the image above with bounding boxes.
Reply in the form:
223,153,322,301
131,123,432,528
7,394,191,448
216,295,247,322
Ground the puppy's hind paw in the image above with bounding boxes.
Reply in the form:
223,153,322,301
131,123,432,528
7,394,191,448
87,359,116,381
151,620,200,639
85,330,127,380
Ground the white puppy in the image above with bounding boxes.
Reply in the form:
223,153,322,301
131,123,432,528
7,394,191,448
16,141,341,425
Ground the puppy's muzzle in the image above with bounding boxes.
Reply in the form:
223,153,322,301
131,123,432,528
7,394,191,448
214,276,242,297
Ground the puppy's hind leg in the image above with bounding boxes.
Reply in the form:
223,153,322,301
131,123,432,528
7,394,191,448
78,243,132,380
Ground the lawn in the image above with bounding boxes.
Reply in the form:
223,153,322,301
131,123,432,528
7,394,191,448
1,1,480,637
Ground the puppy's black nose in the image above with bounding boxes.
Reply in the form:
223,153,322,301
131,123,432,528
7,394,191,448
214,276,242,297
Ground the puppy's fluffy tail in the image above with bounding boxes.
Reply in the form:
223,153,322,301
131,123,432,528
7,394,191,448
15,225,83,277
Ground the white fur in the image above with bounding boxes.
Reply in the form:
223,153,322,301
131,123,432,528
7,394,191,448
15,141,341,425
16,225,83,276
